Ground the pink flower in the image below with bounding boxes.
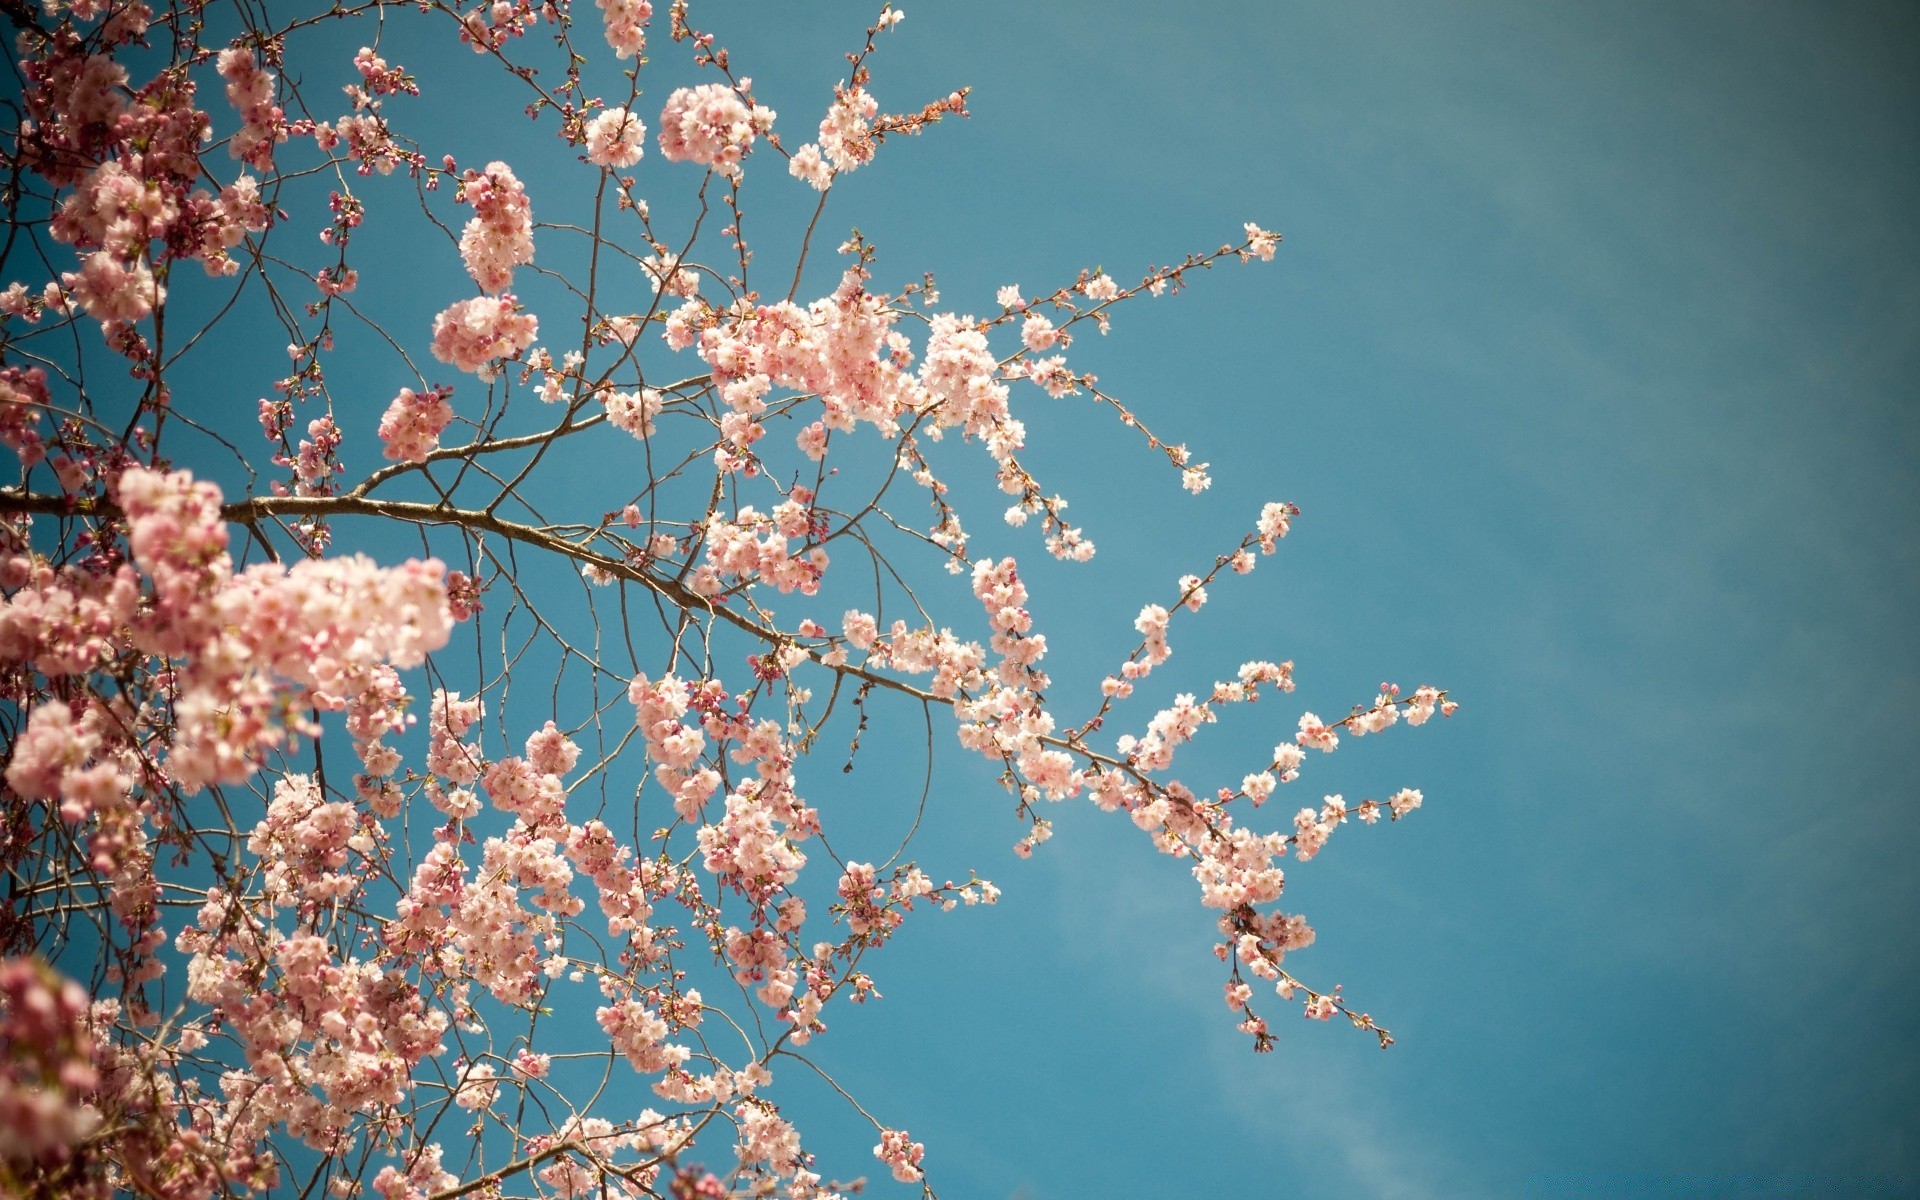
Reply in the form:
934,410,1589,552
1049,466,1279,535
603,388,663,439
1244,221,1281,261
430,295,538,377
788,143,831,190
594,0,652,58
0,957,101,1161
0,365,49,465
585,106,646,168
789,83,878,189
1258,500,1296,551
1243,772,1276,805
657,83,772,180
512,1049,551,1078
64,251,161,323
874,1128,925,1184
376,385,455,462
525,721,581,776
1295,712,1338,754
1020,313,1057,351
218,48,287,168
456,162,534,293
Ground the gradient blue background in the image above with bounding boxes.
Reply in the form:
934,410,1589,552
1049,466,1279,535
102,1,1920,1196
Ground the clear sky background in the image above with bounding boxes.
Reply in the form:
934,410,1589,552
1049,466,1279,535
126,0,1920,1196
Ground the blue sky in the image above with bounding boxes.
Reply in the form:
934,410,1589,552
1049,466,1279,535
80,0,1920,1196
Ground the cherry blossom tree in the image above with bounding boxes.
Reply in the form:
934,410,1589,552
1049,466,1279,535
0,2,1456,1197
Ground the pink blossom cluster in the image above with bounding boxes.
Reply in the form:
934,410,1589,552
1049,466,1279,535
19,35,269,332
528,1115,680,1197
566,818,662,939
18,49,130,183
724,922,796,1005
836,861,899,942
598,992,691,1074
0,281,58,324
1117,691,1214,773
644,250,701,298
972,556,1052,690
622,669,868,1046
217,48,286,168
874,1128,925,1184
1258,500,1295,551
245,774,362,906
0,559,139,680
100,467,452,789
628,672,707,775
603,386,664,440
834,608,987,700
698,504,829,596
919,312,1020,462
788,84,878,190
451,1060,499,1112
1225,907,1319,981
954,701,1075,805
585,106,647,168
693,271,914,441
1295,711,1340,754
0,365,48,465
481,749,571,831
112,465,229,649
177,904,450,1146
376,385,456,462
216,551,449,696
370,1142,456,1200
425,687,485,789
736,1101,805,1175
1407,684,1454,724
0,957,101,1164
457,0,551,53
278,413,344,497
352,47,418,98
384,746,589,1007
1020,311,1059,351
313,108,413,176
1133,603,1172,670
696,779,816,907
62,250,159,322
791,77,968,190
430,294,538,377
1292,795,1350,862
945,568,1076,800
595,0,652,58
458,830,580,1001
1217,659,1295,704
686,268,1056,539
2,699,146,923
657,83,775,180
50,129,278,290
456,161,535,293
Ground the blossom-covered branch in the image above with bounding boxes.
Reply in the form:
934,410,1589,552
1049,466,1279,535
0,3,1454,1198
